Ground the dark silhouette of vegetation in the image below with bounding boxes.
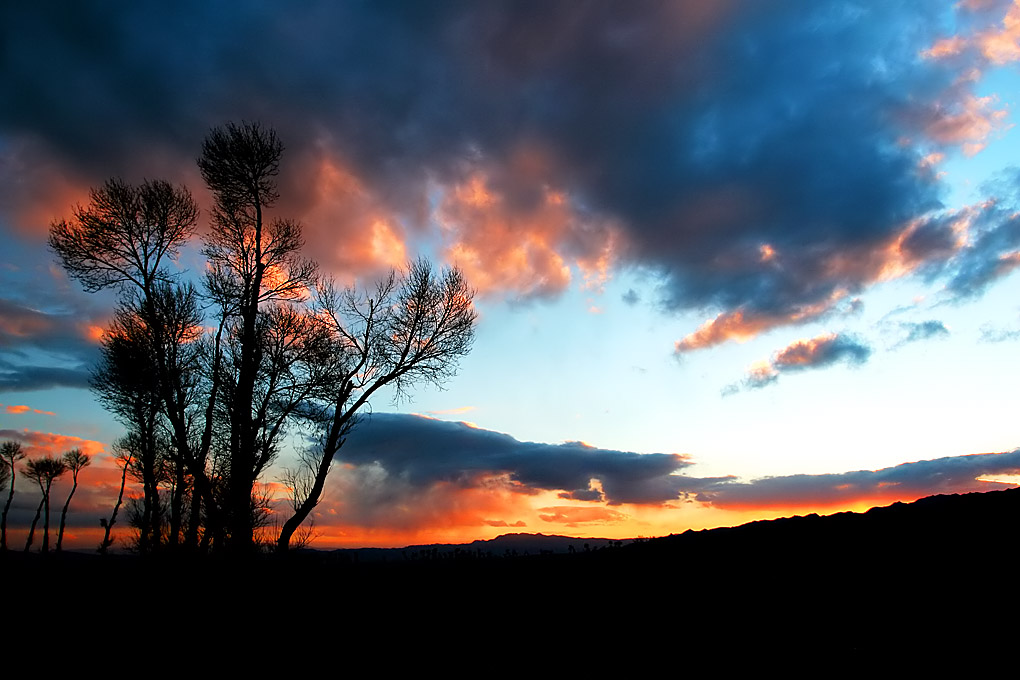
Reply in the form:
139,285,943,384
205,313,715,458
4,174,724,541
50,121,476,556
99,438,133,554
276,260,476,552
23,456,67,553
1,440,26,550
55,449,90,551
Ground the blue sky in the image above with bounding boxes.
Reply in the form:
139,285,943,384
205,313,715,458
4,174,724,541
2,0,1020,547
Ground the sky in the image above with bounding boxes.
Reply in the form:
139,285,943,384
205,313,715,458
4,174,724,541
2,0,1020,550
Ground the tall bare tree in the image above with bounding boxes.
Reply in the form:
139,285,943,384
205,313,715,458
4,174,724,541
56,449,91,551
277,259,476,551
52,122,478,555
1,440,26,550
198,121,318,552
51,178,220,549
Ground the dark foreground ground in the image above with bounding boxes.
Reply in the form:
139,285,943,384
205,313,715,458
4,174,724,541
5,487,1017,656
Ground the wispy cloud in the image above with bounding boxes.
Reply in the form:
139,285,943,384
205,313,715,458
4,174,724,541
899,320,950,346
726,333,871,392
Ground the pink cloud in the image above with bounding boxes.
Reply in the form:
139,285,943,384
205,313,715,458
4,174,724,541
921,36,968,60
978,0,1020,63
923,94,1009,156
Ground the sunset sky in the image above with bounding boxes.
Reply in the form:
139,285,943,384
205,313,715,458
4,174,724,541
3,0,1020,550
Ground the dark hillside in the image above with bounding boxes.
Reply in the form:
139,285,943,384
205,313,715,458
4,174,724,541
6,487,1016,652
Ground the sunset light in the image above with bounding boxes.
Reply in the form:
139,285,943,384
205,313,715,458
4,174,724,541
3,0,1020,557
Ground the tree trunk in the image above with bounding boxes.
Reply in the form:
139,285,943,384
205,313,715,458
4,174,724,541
100,457,130,554
1,471,15,551
56,475,79,551
41,481,52,553
24,496,43,552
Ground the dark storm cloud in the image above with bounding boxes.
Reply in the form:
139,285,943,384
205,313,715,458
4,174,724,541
696,449,1020,508
0,1,985,323
334,413,725,506
0,361,90,393
330,414,1018,515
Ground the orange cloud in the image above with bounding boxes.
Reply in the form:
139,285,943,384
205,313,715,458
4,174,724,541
922,1,1020,65
439,173,574,299
435,146,621,301
0,307,53,339
290,149,409,284
1,404,55,416
82,324,106,343
0,428,106,459
674,203,990,351
537,506,630,527
0,138,94,237
675,293,844,353
921,36,968,60
977,0,1020,63
924,94,1009,156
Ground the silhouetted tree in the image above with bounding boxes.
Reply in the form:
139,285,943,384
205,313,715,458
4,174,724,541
276,259,476,551
91,308,166,552
198,121,319,553
49,176,222,549
52,121,477,555
50,177,218,549
1,440,26,550
23,456,68,553
56,449,91,551
99,439,134,554
0,459,7,509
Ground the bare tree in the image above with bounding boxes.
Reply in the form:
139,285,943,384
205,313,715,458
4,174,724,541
50,177,223,549
23,456,68,553
276,259,476,551
56,449,91,551
99,439,134,554
51,122,477,556
1,440,26,550
198,121,319,553
49,178,220,545
48,178,198,295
